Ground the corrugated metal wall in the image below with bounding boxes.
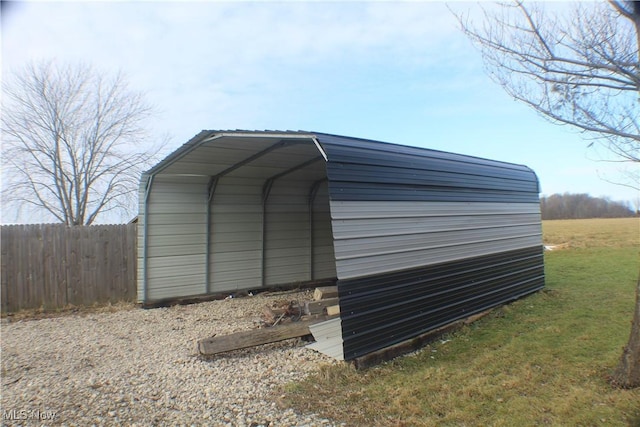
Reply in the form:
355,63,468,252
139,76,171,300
315,133,545,360
264,162,333,286
209,175,262,292
139,133,336,303
138,175,209,301
337,247,544,359
311,182,336,279
330,201,541,279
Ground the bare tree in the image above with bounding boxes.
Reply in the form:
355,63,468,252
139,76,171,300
2,61,162,225
453,1,640,388
540,193,635,219
454,1,639,166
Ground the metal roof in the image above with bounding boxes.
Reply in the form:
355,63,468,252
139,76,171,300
144,130,540,203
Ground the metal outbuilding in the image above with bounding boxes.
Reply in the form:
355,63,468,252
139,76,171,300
138,130,545,360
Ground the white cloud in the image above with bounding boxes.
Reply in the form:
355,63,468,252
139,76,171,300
3,1,467,146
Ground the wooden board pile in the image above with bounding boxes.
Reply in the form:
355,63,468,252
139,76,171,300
197,286,340,356
260,299,303,328
303,286,340,317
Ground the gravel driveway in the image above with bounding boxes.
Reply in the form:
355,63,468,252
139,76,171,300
1,290,342,426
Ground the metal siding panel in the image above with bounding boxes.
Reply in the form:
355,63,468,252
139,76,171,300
264,179,311,286
143,176,208,302
338,247,545,359
266,247,311,259
264,237,310,250
150,182,210,195
148,254,207,270
147,213,209,226
146,274,205,290
312,184,337,279
318,134,539,203
211,270,262,283
327,163,537,192
144,202,207,214
147,244,207,257
327,182,539,203
148,263,207,281
268,222,310,234
333,225,542,259
331,201,541,218
137,179,147,302
213,278,260,292
213,194,266,205
142,133,327,300
213,221,263,233
210,176,262,292
153,175,213,185
208,159,328,290
210,205,263,215
307,318,344,360
315,132,534,172
331,201,542,280
212,231,263,245
335,236,542,279
146,223,207,236
148,283,209,300
332,213,542,237
210,250,262,264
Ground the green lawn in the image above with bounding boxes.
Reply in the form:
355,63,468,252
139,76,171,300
280,218,640,426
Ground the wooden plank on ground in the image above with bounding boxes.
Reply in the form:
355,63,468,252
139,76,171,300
314,286,338,301
198,318,325,356
326,304,341,316
304,297,339,315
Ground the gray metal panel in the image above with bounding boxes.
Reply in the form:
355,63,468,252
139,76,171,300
335,236,542,279
209,176,262,292
136,178,147,302
312,182,336,279
206,152,334,292
148,255,207,275
264,166,318,286
143,175,208,301
307,318,344,360
330,200,540,219
332,213,542,237
331,201,542,280
334,225,542,259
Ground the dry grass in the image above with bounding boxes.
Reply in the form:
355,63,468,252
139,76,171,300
543,217,639,249
280,218,640,426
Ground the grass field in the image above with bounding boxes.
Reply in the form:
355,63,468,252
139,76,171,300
281,218,640,426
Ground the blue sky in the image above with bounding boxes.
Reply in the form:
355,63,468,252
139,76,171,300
1,1,638,223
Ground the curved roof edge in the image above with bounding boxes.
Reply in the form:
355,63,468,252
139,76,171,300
142,130,540,197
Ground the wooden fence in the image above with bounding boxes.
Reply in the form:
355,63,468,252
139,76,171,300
1,223,137,313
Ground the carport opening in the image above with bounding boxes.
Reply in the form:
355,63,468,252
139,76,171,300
205,137,337,294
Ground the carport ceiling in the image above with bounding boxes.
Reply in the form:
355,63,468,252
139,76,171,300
150,132,325,180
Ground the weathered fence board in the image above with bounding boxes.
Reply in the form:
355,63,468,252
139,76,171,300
1,224,137,313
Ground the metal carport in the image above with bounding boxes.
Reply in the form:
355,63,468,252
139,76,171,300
138,130,545,360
